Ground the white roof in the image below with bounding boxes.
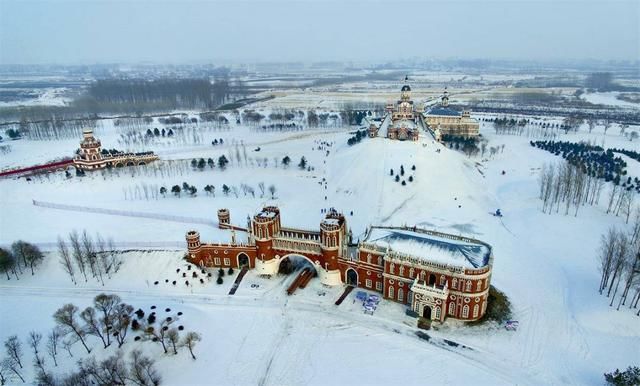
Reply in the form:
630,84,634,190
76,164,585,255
365,227,490,269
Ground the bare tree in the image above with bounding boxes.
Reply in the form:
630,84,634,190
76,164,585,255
182,331,201,360
107,238,122,274
58,236,75,284
77,354,128,386
128,349,161,386
61,339,74,358
113,303,134,348
608,233,629,304
3,335,23,369
69,231,88,282
80,306,109,349
1,357,25,383
258,182,265,198
268,184,276,199
28,331,42,355
166,329,180,355
53,304,92,354
46,329,60,367
93,293,121,348
598,227,619,294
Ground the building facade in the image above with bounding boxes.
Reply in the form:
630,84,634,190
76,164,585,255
73,129,158,170
186,206,494,322
424,89,480,138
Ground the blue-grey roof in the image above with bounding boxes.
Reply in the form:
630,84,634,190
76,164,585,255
426,107,461,117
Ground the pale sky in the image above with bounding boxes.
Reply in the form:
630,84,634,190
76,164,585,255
0,0,638,65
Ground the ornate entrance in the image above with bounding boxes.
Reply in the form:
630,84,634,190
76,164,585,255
423,305,432,319
237,253,250,268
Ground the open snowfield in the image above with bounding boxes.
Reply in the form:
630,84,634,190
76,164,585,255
1,95,639,385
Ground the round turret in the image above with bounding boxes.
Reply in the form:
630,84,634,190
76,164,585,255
186,230,202,254
217,208,230,229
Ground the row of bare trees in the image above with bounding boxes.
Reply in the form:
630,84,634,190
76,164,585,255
539,162,607,216
57,231,122,285
597,217,640,315
2,331,161,386
539,161,636,219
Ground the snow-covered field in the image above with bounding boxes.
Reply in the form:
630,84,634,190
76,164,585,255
1,93,639,385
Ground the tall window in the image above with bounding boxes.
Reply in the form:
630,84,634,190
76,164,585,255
452,278,457,289
448,302,456,315
376,281,383,291
476,281,482,291
409,267,415,278
366,279,372,288
399,266,404,277
389,263,395,275
465,280,472,291
397,288,404,303
367,254,371,264
462,305,469,318
435,306,441,319
388,286,394,299
378,256,382,266
473,304,479,318
440,275,446,286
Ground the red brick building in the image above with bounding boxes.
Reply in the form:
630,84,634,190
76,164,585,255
186,207,494,322
73,129,158,170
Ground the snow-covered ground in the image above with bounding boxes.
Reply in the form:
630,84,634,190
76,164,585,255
1,95,639,385
581,91,640,109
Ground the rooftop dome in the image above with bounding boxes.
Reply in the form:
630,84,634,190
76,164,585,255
401,85,411,92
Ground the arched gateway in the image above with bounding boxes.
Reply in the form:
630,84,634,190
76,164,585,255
185,206,495,323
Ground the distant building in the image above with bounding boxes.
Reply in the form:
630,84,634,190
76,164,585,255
424,89,480,138
367,81,479,142
73,129,158,170
186,206,494,322
368,78,424,141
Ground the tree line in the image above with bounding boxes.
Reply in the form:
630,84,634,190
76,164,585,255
88,78,232,110
1,293,203,385
57,231,122,285
0,241,44,279
538,161,636,220
532,140,639,194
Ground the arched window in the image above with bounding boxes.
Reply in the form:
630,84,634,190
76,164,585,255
258,227,263,238
435,306,441,319
465,280,472,291
397,288,404,302
389,263,395,275
399,266,404,277
367,254,371,264
440,275,446,286
448,302,456,315
420,271,425,280
388,286,394,299
409,267,415,278
476,281,482,291
377,256,382,266
473,304,479,318
462,305,469,318
452,278,457,289
332,235,337,247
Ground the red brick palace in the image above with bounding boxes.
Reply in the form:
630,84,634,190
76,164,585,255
186,207,494,322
